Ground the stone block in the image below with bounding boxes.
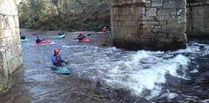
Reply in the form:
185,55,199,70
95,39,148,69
130,6,136,15
0,29,12,39
146,8,157,16
152,28,161,33
113,7,121,15
0,5,18,15
0,15,5,30
135,0,146,4
162,22,186,33
147,21,160,26
122,7,129,15
0,15,18,29
14,16,19,28
113,0,146,5
128,21,137,27
151,0,163,8
136,7,145,18
140,33,155,39
120,15,128,21
145,0,151,7
128,27,138,33
7,56,22,76
156,16,165,21
163,0,186,9
7,16,16,29
114,15,120,21
110,0,119,6
157,8,176,16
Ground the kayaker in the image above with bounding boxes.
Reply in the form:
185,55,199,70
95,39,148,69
58,31,64,36
20,35,26,39
102,26,108,32
51,48,66,66
77,33,86,40
20,32,26,39
33,33,45,43
36,36,42,43
57,31,65,38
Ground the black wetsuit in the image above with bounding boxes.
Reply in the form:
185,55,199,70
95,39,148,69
77,35,86,40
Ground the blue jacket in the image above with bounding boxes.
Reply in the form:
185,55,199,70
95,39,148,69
51,54,63,66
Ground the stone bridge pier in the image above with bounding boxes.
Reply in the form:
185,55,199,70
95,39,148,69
0,0,22,92
187,0,209,39
111,0,187,50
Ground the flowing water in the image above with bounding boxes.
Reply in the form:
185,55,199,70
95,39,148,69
0,31,209,103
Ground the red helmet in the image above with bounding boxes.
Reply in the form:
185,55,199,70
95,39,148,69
54,48,60,54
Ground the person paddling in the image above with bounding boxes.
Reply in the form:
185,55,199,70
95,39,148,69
20,35,26,39
51,48,67,66
32,33,45,43
58,31,64,36
77,33,86,40
20,32,26,39
102,26,108,33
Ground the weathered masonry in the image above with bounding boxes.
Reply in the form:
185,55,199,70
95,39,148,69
0,0,22,92
187,0,209,39
111,0,187,50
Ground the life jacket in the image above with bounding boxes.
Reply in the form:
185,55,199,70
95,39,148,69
51,54,62,66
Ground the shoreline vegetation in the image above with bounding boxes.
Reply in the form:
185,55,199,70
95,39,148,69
18,0,110,32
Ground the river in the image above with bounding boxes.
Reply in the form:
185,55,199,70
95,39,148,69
0,30,209,103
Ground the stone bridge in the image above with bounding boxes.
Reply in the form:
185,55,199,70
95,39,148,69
111,0,209,50
1,0,209,92
111,0,187,50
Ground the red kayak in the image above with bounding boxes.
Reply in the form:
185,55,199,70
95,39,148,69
35,40,52,45
79,38,90,42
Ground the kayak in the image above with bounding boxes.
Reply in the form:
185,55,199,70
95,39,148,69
79,38,91,42
58,35,65,38
53,35,65,38
51,63,71,75
21,39,29,42
97,31,108,34
36,40,52,45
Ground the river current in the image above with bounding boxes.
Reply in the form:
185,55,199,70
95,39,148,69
0,31,209,103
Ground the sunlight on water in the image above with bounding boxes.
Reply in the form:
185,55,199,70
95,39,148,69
62,41,209,100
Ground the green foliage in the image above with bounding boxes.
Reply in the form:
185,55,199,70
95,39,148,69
39,2,57,22
18,0,110,31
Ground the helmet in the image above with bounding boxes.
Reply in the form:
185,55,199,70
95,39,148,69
54,48,60,54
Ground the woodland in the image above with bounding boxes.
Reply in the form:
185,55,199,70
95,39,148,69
18,0,110,31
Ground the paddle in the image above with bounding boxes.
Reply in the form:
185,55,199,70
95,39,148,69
32,33,38,36
87,33,91,36
63,61,69,65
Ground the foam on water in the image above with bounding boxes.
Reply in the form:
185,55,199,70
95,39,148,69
102,51,190,99
62,42,209,100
